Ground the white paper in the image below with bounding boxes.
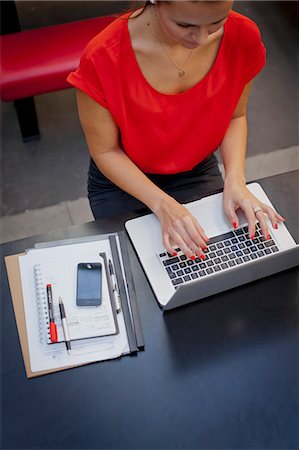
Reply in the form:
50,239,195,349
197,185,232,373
19,239,130,373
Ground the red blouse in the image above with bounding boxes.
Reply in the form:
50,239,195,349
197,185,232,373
67,10,266,174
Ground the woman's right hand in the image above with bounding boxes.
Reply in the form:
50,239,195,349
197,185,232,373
154,197,209,259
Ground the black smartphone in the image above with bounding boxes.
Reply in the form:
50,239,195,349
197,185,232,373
76,263,102,307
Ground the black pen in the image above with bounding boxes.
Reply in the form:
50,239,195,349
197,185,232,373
108,260,121,313
59,297,71,355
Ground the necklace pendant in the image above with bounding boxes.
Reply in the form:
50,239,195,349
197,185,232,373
178,69,185,78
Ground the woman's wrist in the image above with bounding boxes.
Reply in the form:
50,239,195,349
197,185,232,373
148,192,177,217
224,172,246,187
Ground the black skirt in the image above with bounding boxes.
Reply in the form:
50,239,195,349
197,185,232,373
88,153,224,219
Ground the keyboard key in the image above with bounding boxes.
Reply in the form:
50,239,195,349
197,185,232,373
224,240,231,247
209,244,217,252
199,262,207,269
207,260,214,267
187,259,194,266
228,260,236,267
180,255,187,261
264,248,271,255
169,272,177,279
214,265,221,272
244,226,248,233
222,255,229,262
236,251,243,257
214,258,221,264
217,242,224,249
221,263,228,269
159,252,167,257
257,243,264,250
238,235,246,242
199,270,206,277
243,248,250,255
265,240,275,247
172,278,183,286
177,270,184,276
250,254,257,260
253,238,259,244
183,275,191,282
209,231,234,244
257,251,264,257
272,246,279,252
229,253,236,259
231,245,238,251
195,258,201,264
238,243,245,249
245,240,253,247
250,246,257,252
185,268,191,274
179,262,187,268
216,250,224,256
209,252,216,259
205,267,213,274
236,258,243,264
192,265,199,272
224,248,231,254
191,273,199,279
231,238,238,244
235,228,244,236
166,267,173,275
243,256,250,262
172,264,179,270
163,257,179,266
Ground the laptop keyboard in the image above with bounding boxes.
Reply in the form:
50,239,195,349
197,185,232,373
158,224,280,287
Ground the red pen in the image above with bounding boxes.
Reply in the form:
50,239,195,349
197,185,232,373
46,284,58,343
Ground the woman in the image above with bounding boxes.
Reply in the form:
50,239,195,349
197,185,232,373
67,0,284,259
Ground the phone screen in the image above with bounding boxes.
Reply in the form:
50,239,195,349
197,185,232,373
76,263,102,306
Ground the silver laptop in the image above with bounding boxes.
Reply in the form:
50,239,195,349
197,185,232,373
125,183,298,310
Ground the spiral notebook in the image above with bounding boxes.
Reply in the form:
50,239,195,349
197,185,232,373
5,232,144,377
32,256,118,346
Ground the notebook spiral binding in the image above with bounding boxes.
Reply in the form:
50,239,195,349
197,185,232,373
33,264,50,344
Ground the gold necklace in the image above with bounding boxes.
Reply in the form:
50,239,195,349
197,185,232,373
148,8,194,78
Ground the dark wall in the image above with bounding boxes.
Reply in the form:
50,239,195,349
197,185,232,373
15,1,133,30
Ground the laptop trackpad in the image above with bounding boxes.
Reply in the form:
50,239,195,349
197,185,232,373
187,200,231,233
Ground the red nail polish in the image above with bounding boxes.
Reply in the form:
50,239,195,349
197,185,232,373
172,252,177,256
200,254,205,260
274,224,278,230
203,246,208,251
251,235,255,240
267,234,271,240
233,222,237,229
190,255,195,261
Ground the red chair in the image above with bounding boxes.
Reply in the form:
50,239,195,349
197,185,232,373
0,16,116,141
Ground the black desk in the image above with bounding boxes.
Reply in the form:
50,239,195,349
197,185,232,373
1,171,298,449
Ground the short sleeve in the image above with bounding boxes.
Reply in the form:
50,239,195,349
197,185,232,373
67,50,108,109
242,19,267,84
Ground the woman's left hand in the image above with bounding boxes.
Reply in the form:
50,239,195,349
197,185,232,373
223,177,285,239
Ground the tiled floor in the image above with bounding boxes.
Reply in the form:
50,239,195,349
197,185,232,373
1,1,298,244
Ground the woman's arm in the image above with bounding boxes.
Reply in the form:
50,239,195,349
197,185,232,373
220,82,284,239
77,90,209,258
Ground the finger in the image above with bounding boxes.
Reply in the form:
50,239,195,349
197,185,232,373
170,230,195,259
263,204,285,230
193,220,209,244
163,233,178,256
225,198,239,229
241,199,256,239
255,210,270,239
174,219,206,258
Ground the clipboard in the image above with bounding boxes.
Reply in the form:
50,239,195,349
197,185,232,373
5,232,144,378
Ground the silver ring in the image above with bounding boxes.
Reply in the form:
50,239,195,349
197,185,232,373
253,206,263,215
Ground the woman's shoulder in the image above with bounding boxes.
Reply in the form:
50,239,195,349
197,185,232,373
226,9,264,57
82,12,131,60
227,10,263,42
